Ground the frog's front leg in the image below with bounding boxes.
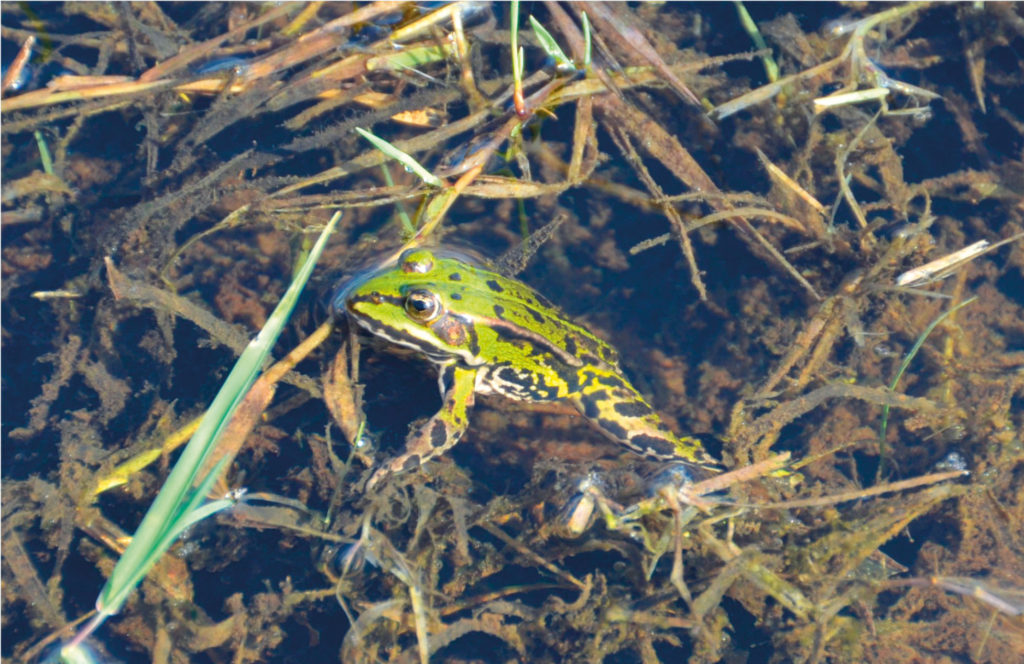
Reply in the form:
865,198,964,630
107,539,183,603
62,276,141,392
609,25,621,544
366,364,478,488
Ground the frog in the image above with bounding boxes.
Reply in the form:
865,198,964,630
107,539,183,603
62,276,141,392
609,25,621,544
332,247,718,488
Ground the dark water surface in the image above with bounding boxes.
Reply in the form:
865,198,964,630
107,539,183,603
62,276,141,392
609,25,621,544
3,3,1023,663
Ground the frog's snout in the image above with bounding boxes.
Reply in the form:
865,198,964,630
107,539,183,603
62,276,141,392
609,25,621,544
329,278,360,321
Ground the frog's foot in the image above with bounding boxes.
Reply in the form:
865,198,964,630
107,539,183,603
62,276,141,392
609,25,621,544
645,460,720,491
365,365,476,490
365,452,425,490
557,461,730,535
617,461,730,517
557,472,624,536
363,429,463,489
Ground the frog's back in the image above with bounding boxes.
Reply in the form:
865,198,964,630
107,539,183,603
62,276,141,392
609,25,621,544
436,255,621,370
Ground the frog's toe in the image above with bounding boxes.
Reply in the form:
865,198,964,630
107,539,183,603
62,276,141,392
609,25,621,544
366,453,425,489
645,461,720,495
365,467,390,491
557,472,621,536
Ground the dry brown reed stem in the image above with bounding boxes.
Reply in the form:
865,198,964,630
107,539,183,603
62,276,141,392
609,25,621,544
595,93,822,301
1,34,34,95
757,469,969,510
205,321,333,494
573,1,701,107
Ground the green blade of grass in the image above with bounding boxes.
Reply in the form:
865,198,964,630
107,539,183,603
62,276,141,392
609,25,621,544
34,129,53,174
379,164,414,234
734,1,779,82
355,127,442,187
582,12,592,69
64,211,340,659
511,0,523,104
876,295,977,480
529,15,573,70
366,42,455,72
511,0,521,77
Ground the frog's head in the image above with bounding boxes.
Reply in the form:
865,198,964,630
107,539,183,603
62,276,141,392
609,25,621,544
332,248,482,364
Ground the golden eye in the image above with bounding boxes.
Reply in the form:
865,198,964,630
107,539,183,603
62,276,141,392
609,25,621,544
404,289,441,322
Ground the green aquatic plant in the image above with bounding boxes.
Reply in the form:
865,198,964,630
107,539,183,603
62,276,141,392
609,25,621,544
60,211,341,662
877,295,978,480
354,127,443,188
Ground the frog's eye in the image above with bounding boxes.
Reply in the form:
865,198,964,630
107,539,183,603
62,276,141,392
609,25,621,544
404,289,441,322
400,250,433,274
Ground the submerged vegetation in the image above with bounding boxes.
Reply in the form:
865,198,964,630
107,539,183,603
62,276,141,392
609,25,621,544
2,2,1023,662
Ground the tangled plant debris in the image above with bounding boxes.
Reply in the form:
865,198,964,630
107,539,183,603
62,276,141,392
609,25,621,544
2,3,1023,663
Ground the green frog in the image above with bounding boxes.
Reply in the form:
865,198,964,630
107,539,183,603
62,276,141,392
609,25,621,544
333,247,717,488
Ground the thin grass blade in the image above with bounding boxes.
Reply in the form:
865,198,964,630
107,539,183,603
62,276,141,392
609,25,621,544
89,211,340,624
355,127,442,187
529,15,573,70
